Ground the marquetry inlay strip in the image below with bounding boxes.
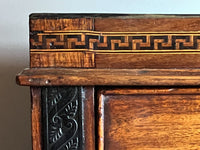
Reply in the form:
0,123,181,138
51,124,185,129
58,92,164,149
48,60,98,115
31,30,200,51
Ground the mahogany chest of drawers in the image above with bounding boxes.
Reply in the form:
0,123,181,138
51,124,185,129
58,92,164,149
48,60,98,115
17,14,200,150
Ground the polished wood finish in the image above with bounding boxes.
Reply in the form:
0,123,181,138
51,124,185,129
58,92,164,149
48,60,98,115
17,68,200,86
94,17,200,32
16,14,200,150
96,53,200,69
83,87,95,150
30,15,93,31
30,52,94,68
30,52,200,69
98,88,200,150
31,87,42,150
29,14,200,69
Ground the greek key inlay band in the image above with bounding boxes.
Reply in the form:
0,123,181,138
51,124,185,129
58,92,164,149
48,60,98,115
31,31,200,50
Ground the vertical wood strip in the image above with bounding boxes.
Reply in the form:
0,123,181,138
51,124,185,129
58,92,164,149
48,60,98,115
31,87,42,150
98,93,105,150
82,87,95,150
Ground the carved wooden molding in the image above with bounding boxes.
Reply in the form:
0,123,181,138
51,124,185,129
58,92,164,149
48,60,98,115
42,87,83,150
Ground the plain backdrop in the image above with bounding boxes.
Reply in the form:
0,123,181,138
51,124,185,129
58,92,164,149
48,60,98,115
1,0,200,149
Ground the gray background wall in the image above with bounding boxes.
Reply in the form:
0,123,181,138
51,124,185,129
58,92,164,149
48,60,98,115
0,0,200,149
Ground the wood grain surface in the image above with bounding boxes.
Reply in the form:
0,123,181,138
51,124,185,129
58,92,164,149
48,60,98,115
29,14,200,69
16,68,200,86
95,18,200,32
20,14,200,150
31,87,42,150
96,53,200,69
82,87,95,150
30,52,95,68
98,88,200,150
30,18,93,31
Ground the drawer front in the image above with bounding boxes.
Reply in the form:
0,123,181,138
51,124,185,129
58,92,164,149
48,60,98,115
98,88,200,150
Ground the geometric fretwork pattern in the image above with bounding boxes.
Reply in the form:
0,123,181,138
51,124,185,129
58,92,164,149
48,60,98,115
31,31,200,50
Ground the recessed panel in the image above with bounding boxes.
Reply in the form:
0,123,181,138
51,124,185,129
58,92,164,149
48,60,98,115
98,88,200,150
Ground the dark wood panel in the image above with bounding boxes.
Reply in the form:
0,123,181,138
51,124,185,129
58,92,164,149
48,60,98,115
31,87,42,150
42,87,81,150
98,88,200,150
41,86,95,150
30,52,95,68
16,68,200,86
95,18,200,32
96,53,200,69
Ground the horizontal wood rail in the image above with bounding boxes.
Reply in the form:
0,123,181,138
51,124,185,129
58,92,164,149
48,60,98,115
16,68,200,86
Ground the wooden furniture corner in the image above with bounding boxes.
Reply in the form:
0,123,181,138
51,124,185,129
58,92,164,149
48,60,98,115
17,14,200,150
